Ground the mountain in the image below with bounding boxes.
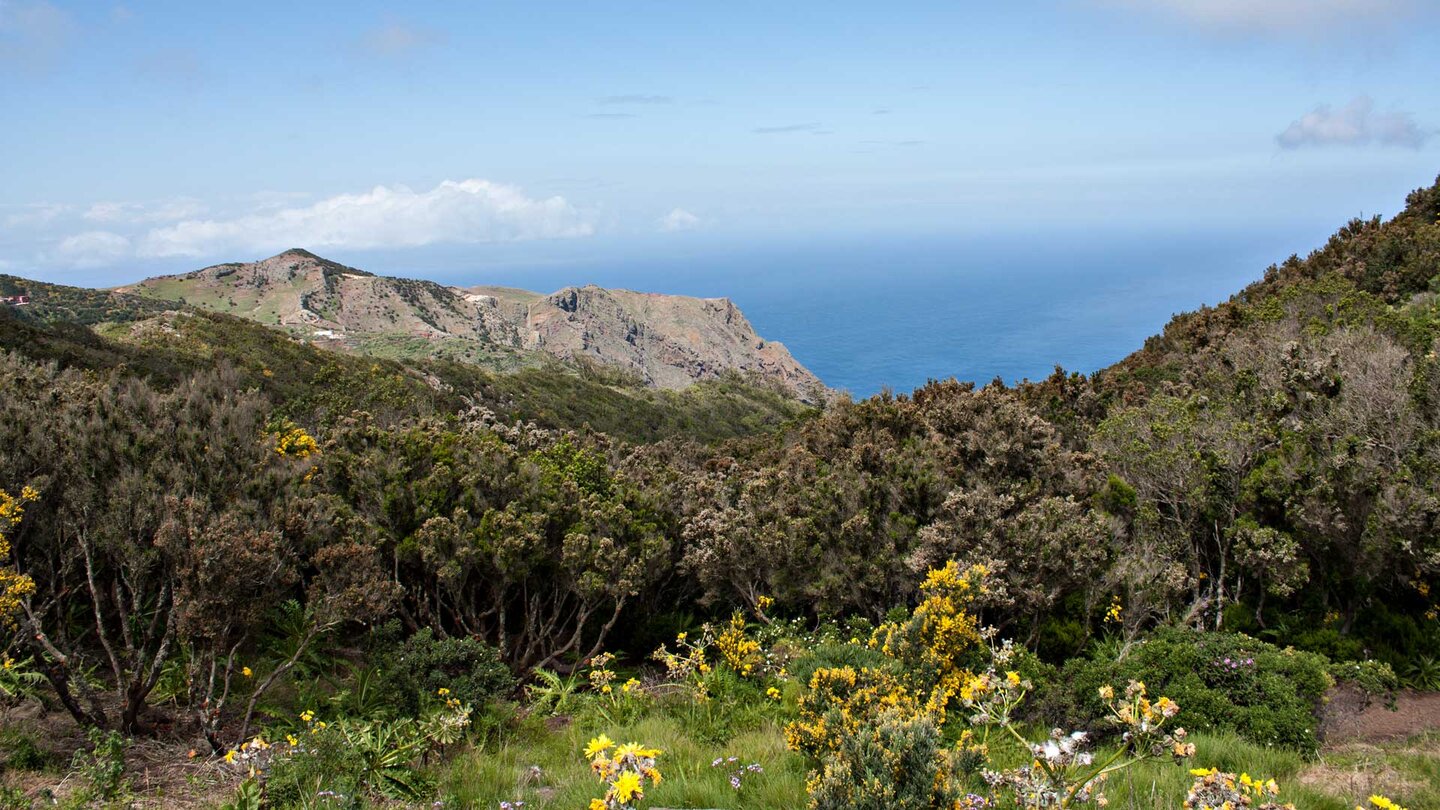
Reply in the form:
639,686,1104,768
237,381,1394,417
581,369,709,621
117,249,824,400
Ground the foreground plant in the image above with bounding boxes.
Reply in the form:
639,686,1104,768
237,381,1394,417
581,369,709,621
221,696,472,805
584,735,663,810
1183,768,1294,810
967,667,1192,808
710,755,763,791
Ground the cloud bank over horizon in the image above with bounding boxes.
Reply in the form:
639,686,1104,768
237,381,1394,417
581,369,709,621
10,180,599,269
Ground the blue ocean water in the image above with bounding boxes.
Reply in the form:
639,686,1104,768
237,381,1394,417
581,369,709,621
407,227,1318,398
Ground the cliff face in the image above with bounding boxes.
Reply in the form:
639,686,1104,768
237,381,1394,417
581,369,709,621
518,285,820,392
121,249,824,399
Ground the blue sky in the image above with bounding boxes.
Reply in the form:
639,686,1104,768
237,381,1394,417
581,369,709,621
2,0,1438,285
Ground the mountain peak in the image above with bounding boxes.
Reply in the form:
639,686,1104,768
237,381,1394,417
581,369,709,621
258,248,373,278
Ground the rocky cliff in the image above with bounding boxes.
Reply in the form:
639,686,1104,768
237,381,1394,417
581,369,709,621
121,249,824,399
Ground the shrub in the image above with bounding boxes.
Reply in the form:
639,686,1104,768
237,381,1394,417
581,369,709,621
805,708,965,810
1329,658,1400,697
1060,628,1332,754
375,628,514,718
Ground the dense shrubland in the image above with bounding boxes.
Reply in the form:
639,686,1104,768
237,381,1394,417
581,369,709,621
0,177,1438,807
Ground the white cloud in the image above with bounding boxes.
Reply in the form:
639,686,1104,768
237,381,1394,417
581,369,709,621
54,231,131,268
137,179,595,258
657,208,702,233
1277,96,1430,150
1096,0,1414,32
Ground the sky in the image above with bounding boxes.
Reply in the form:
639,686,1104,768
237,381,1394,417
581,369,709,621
2,0,1439,286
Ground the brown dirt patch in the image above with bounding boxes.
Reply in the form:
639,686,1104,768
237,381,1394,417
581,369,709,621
0,701,234,808
1296,756,1424,801
1320,686,1440,743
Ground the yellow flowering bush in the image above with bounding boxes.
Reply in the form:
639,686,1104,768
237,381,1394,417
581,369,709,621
589,652,619,696
585,652,649,725
273,426,320,458
1104,595,1123,625
584,735,662,810
784,666,921,761
715,611,763,676
649,611,771,704
652,630,708,682
0,486,37,627
872,561,987,723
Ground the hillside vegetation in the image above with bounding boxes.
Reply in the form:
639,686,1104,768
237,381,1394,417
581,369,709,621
1,177,1438,809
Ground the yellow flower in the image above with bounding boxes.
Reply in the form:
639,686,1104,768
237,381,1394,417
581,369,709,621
437,687,450,696
1190,767,1217,777
584,735,614,759
614,770,643,803
299,710,314,723
223,750,237,763
589,800,606,810
241,666,253,678
1006,671,1021,687
767,686,782,700
286,734,298,747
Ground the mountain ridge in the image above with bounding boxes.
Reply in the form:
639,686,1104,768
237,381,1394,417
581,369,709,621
117,249,825,400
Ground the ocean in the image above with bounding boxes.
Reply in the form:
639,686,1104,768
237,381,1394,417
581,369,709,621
409,226,1321,398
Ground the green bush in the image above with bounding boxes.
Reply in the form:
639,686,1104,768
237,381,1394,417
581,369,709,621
1060,628,1333,755
1328,658,1399,696
264,724,368,808
374,628,515,718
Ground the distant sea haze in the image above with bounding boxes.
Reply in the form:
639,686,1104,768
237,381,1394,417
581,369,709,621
406,227,1324,398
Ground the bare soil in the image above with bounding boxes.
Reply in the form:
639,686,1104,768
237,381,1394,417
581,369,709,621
1320,686,1440,743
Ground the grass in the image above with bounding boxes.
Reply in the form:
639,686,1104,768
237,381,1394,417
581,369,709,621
441,713,808,809
436,709,1439,810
